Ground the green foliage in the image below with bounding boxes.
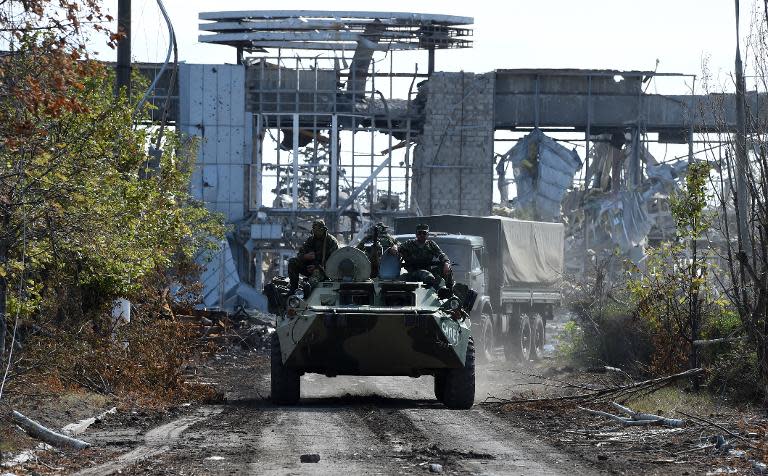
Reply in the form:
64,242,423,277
0,34,225,403
555,320,588,363
625,161,728,374
565,295,654,371
708,342,763,403
0,43,224,324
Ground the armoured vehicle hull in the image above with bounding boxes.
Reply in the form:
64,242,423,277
270,247,475,408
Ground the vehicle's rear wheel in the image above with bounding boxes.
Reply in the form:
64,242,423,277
518,315,533,364
531,314,546,361
440,337,475,409
271,333,300,405
503,314,533,364
474,313,494,363
433,372,446,403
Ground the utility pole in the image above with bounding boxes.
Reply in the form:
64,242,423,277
116,0,131,97
734,0,751,259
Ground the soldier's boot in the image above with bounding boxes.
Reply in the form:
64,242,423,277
287,257,301,294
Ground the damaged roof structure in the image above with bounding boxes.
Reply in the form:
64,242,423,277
154,10,768,309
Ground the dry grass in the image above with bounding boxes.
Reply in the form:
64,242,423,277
625,386,727,417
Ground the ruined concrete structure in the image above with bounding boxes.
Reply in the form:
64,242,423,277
412,73,495,216
139,9,768,309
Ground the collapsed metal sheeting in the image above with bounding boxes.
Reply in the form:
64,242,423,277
502,129,582,221
565,140,697,271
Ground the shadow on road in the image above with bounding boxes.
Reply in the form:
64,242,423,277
226,394,443,411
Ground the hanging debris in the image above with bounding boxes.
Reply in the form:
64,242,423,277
502,128,582,221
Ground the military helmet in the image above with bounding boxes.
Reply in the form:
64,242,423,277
416,223,429,232
312,220,327,231
374,221,389,231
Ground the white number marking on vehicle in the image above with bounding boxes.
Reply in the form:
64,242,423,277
441,320,459,346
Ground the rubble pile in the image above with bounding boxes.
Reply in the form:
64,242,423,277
179,307,276,351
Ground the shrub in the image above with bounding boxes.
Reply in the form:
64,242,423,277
707,342,762,403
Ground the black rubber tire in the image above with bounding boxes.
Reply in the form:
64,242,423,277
440,337,475,409
518,315,533,365
474,313,495,364
503,314,533,364
271,333,300,405
531,314,546,361
433,372,446,403
504,314,532,365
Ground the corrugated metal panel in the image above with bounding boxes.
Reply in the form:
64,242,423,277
179,63,250,222
179,64,254,308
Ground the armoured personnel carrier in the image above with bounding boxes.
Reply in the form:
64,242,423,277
270,246,476,409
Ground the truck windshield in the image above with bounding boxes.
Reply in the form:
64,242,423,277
432,243,470,273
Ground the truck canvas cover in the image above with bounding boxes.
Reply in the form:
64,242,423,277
394,215,564,289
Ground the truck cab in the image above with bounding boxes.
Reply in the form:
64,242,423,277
394,233,486,297
395,215,564,365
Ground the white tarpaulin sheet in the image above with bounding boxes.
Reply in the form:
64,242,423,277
499,218,564,286
394,215,564,288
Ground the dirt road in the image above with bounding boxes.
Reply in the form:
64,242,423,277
77,353,599,475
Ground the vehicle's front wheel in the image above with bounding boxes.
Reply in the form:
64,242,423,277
271,333,300,405
440,337,475,409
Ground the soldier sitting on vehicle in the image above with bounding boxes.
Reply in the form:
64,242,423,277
287,220,339,293
356,222,399,278
398,223,454,290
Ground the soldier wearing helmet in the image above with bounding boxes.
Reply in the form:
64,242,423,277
287,220,339,293
398,224,453,290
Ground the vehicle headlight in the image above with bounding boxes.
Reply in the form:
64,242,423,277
287,295,304,309
448,297,461,310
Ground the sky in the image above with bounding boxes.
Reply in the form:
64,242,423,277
94,0,754,94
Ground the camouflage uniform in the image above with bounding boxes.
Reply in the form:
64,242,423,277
399,239,452,289
356,223,399,278
288,221,339,291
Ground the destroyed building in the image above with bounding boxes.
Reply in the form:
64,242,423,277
130,10,768,310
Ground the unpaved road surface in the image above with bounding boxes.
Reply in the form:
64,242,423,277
75,351,601,475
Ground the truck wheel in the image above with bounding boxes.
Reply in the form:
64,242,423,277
271,333,300,405
531,314,546,361
474,313,494,363
433,372,446,403
503,314,533,364
440,337,475,409
518,315,533,364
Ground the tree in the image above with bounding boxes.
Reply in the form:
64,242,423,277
627,162,725,378
696,0,768,403
0,2,224,395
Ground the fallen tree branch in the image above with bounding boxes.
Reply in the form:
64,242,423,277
676,410,753,445
12,410,91,450
483,368,704,405
579,405,684,427
692,336,746,347
611,402,685,427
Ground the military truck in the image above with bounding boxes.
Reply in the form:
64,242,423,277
270,246,476,408
394,215,564,363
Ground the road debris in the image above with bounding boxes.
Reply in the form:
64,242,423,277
300,453,321,463
61,407,117,436
483,368,704,405
429,462,444,473
12,411,91,450
578,402,685,427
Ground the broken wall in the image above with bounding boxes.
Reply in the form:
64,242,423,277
412,72,495,216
